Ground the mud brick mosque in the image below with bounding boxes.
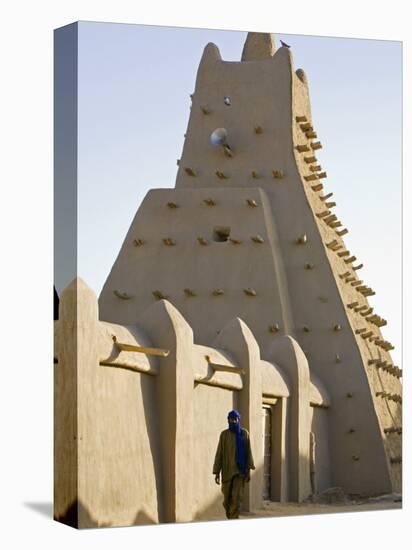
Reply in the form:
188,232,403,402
54,32,402,528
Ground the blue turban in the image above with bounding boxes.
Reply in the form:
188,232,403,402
228,410,247,475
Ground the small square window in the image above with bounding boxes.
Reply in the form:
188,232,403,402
213,226,231,242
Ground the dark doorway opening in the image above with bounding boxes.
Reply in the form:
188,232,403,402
262,406,272,500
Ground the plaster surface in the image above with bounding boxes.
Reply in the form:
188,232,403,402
55,31,401,529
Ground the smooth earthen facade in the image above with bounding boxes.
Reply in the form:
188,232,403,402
54,32,402,528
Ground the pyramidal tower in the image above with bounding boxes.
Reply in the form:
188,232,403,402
99,33,401,496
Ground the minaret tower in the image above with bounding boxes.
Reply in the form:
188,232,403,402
99,32,402,496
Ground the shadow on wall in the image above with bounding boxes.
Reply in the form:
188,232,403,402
54,498,158,529
54,447,394,529
140,374,166,523
384,395,402,428
193,491,226,522
133,509,158,526
54,499,105,528
310,407,331,494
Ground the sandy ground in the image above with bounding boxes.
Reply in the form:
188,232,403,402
200,494,402,522
239,497,402,520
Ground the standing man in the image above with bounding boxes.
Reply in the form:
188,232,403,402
213,409,255,519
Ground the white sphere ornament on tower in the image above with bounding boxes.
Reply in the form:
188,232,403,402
210,127,228,146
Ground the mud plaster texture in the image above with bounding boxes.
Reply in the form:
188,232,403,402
55,32,402,529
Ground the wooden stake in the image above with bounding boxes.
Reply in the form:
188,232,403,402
246,199,258,207
152,290,168,300
203,198,216,206
244,288,257,296
113,290,133,300
324,214,337,225
311,183,323,191
320,192,333,201
216,170,229,179
115,341,170,357
212,289,224,296
251,235,265,244
184,288,197,297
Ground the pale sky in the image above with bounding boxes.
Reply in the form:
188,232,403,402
70,22,402,365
